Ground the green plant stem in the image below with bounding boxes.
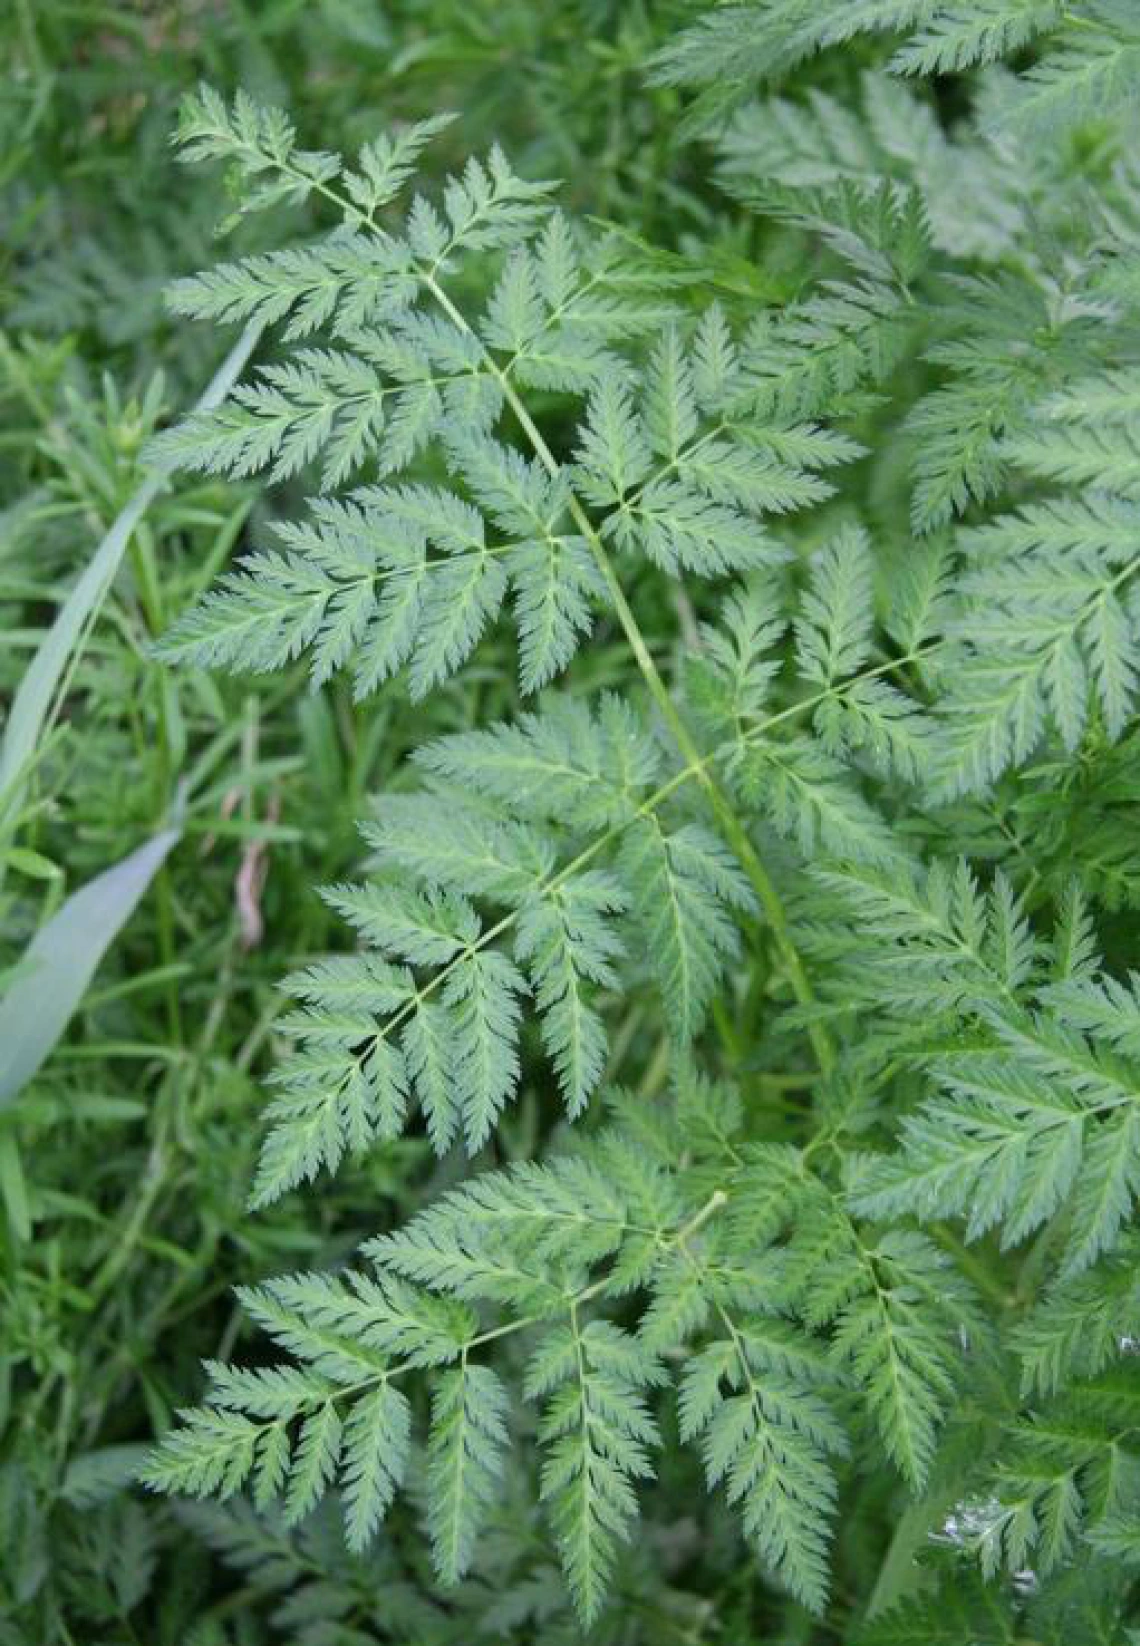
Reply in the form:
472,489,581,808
424,271,835,1077
129,522,184,1042
273,639,931,1153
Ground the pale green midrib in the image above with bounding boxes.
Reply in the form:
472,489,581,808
247,148,838,1068
252,641,928,1205
421,270,836,1074
161,1187,730,1471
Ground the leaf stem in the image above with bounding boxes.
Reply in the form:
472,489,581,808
423,271,835,1076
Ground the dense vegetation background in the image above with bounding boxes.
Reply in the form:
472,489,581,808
4,3,1140,1643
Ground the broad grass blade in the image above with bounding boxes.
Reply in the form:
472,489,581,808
0,825,182,1108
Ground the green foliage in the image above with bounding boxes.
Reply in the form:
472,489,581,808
6,2,1140,1643
129,24,1140,1632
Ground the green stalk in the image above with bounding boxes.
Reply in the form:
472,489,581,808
424,273,835,1076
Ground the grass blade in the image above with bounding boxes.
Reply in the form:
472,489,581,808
0,824,182,1109
0,321,262,825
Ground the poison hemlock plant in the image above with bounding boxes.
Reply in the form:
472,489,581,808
141,8,1140,1636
